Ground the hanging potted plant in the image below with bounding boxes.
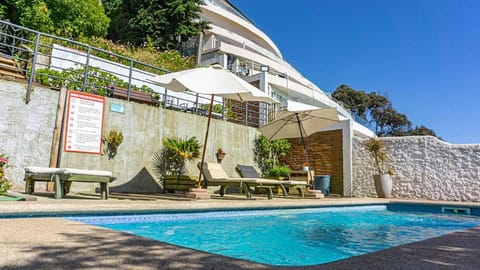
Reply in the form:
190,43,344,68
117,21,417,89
365,138,394,198
216,147,226,161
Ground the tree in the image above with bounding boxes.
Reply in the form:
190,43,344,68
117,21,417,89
101,0,122,17
406,125,438,137
332,84,439,138
0,0,110,39
371,103,411,136
332,84,371,119
108,0,209,50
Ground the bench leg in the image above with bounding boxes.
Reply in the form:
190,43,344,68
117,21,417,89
242,183,252,199
54,175,62,199
100,182,108,200
219,185,228,196
63,181,72,196
297,187,305,198
278,184,287,198
267,187,273,200
25,178,35,194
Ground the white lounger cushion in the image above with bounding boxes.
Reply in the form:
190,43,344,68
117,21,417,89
202,163,230,180
212,177,283,185
63,168,112,177
25,167,66,174
284,180,308,185
203,163,297,185
25,167,112,177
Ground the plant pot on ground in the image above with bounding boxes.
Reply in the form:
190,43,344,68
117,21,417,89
264,165,290,194
365,138,394,198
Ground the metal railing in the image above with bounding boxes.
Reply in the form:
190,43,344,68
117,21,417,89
0,20,269,128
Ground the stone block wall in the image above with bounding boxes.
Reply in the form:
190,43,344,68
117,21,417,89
281,130,344,194
353,136,480,202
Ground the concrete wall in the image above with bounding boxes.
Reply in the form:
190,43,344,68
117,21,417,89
0,79,259,192
353,136,480,202
1,81,58,190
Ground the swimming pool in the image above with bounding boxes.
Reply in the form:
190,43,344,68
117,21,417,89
68,205,480,266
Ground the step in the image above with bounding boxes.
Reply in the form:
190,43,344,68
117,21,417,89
305,189,325,198
0,61,22,72
0,68,25,79
0,55,16,66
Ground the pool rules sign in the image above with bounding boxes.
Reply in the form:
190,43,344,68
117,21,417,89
64,91,105,154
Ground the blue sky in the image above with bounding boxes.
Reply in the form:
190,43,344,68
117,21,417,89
229,0,480,144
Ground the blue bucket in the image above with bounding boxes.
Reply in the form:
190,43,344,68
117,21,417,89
313,175,330,196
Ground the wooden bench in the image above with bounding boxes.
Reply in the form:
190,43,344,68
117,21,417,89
24,167,116,200
108,86,158,106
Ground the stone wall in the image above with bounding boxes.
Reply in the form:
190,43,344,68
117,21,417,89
0,79,260,192
353,136,480,202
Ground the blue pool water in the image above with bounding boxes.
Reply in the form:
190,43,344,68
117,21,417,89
68,205,480,266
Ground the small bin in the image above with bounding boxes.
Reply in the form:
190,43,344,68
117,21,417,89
313,175,330,196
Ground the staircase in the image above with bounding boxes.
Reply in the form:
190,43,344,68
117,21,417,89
0,53,25,80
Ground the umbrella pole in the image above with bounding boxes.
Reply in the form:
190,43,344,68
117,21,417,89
295,114,313,187
197,95,215,188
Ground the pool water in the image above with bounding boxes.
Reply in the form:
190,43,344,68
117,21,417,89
68,205,480,266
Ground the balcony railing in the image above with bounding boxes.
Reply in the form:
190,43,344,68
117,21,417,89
0,20,268,128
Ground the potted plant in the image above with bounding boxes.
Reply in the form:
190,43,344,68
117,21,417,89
102,130,124,160
365,138,394,198
152,136,202,193
265,165,290,180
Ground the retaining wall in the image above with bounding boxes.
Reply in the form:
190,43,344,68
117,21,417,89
0,79,259,192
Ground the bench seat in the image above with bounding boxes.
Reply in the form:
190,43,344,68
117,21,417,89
24,167,116,200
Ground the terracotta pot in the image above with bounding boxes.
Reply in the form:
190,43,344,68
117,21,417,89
216,152,226,160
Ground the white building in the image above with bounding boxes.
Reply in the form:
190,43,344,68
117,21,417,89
198,0,375,138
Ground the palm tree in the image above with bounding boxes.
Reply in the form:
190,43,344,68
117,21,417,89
153,136,202,176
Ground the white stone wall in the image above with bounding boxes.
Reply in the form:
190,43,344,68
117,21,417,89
353,136,480,202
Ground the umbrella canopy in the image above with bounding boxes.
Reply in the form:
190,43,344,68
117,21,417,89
150,64,275,189
150,64,274,103
258,108,340,187
259,108,340,139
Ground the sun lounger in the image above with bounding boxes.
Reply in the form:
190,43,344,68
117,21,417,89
200,162,287,199
24,167,116,200
235,164,307,198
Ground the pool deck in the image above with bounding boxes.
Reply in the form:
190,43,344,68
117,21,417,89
1,193,480,269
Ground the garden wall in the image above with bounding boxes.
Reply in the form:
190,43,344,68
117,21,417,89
353,136,480,202
0,79,259,192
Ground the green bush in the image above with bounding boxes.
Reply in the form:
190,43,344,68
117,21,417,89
265,165,290,178
32,66,155,96
254,134,291,176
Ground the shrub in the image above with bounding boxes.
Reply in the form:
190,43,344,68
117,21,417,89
0,153,12,194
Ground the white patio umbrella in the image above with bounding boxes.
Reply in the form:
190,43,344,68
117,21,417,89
150,64,275,188
258,108,340,185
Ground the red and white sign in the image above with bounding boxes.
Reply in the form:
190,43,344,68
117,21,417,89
64,91,105,154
